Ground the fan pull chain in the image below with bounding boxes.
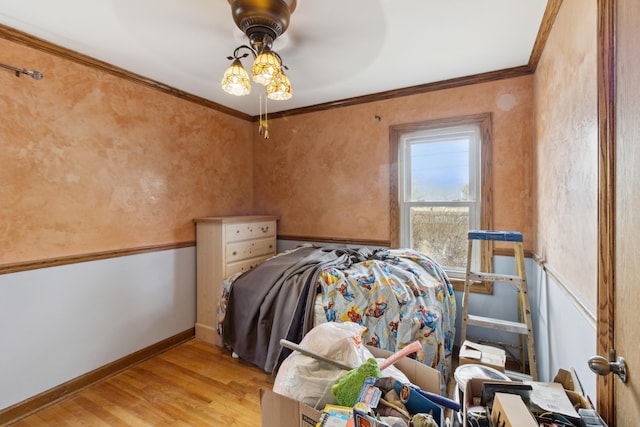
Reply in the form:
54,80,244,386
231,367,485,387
258,95,264,135
263,96,269,140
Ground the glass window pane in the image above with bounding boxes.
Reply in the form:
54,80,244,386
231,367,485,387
410,206,469,269
409,138,470,202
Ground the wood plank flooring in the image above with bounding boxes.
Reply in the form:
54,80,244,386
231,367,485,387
7,340,273,427
7,340,464,426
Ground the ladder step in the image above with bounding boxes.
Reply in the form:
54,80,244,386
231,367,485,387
468,272,523,285
468,230,523,242
466,315,529,335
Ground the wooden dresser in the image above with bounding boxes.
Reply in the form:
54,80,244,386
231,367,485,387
193,215,278,346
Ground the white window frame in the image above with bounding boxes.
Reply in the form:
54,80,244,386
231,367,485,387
398,125,481,278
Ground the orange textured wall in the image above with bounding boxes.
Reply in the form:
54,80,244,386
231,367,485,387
533,0,597,311
254,77,534,250
0,39,254,265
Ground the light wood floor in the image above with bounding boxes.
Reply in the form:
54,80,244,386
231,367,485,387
7,340,464,426
8,340,273,426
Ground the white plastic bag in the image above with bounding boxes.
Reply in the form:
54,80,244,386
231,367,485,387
274,322,370,408
273,322,410,409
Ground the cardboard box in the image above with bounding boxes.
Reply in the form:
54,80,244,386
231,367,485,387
459,340,506,372
261,346,442,427
553,368,590,410
462,377,515,426
490,392,537,427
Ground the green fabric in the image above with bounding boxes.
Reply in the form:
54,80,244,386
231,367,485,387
331,358,381,407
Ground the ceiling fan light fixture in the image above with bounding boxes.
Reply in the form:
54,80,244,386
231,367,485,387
251,47,281,86
266,71,292,100
222,0,296,107
221,58,251,96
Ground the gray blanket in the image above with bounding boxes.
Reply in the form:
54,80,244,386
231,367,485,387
222,246,374,373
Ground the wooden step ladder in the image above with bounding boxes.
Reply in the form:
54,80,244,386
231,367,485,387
459,230,537,381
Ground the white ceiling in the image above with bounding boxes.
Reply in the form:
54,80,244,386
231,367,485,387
0,0,548,116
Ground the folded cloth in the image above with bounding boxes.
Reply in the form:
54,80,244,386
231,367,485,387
378,390,410,424
410,413,438,427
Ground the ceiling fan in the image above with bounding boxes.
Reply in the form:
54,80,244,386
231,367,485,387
107,0,383,115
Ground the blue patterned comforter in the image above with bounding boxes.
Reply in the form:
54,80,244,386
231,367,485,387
315,249,456,387
217,247,456,387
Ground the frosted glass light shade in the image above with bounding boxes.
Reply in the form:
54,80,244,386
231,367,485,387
221,59,251,96
251,49,281,86
266,72,292,100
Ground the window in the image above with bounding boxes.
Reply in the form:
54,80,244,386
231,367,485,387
390,114,493,293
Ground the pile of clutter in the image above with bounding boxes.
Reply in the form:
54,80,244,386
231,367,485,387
273,322,457,427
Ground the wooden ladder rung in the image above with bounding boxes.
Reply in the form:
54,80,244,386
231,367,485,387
468,272,523,286
466,315,530,335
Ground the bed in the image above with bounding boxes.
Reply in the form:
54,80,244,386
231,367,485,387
215,245,456,387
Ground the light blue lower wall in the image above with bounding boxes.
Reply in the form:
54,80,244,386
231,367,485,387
527,258,597,399
0,247,197,410
0,242,598,411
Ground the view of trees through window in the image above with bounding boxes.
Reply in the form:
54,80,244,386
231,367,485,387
411,206,469,270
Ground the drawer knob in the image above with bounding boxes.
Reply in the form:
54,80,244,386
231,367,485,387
232,251,237,256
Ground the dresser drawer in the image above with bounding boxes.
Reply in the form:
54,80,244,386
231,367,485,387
225,237,276,263
225,255,272,277
225,220,276,242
